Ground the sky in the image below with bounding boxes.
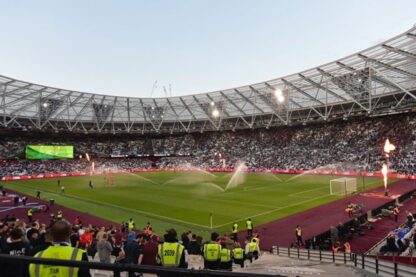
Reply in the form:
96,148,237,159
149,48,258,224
0,0,415,98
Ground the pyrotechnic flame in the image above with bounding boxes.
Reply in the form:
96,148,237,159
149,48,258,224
86,153,90,162
384,139,396,157
381,163,388,190
91,161,95,172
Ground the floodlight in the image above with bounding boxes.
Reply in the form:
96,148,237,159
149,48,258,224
274,88,285,103
212,109,220,117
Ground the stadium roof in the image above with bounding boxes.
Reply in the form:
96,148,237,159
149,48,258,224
1,26,416,134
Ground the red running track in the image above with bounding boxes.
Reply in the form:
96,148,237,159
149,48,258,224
241,180,416,250
350,197,416,254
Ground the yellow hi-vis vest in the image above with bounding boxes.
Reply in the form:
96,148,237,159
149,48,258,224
203,243,221,261
128,220,135,230
29,245,84,277
296,227,302,236
220,248,232,263
232,224,238,233
246,220,253,230
248,242,257,252
232,247,244,259
27,209,33,216
157,242,184,267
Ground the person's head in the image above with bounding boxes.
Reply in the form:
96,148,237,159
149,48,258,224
1,223,8,232
136,233,144,242
9,228,24,241
181,232,188,241
165,229,177,242
234,241,241,248
51,220,72,243
191,234,197,240
102,233,108,240
211,232,219,242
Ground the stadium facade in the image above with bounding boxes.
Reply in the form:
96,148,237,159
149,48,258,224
1,27,416,134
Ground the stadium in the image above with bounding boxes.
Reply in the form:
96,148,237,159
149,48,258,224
1,3,416,277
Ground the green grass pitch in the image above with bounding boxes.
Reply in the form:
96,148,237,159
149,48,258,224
3,171,392,238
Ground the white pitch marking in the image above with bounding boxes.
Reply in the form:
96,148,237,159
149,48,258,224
214,194,331,228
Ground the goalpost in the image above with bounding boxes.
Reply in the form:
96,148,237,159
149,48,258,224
330,177,357,196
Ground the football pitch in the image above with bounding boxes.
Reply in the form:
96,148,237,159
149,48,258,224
4,171,392,237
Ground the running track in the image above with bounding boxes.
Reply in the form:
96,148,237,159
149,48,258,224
240,180,416,250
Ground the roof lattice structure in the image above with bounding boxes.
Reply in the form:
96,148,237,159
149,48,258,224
1,26,416,134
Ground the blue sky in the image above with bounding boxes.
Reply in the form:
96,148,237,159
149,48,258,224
0,0,415,97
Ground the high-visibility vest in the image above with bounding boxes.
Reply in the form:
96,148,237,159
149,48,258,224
344,243,351,253
246,220,253,230
29,245,84,277
232,247,244,260
232,224,238,233
157,242,184,267
27,209,33,216
203,243,221,261
220,248,232,263
128,220,135,230
248,242,257,252
296,227,302,236
56,212,63,219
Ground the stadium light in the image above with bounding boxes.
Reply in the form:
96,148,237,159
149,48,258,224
210,101,215,106
42,102,48,108
212,109,220,117
273,88,285,103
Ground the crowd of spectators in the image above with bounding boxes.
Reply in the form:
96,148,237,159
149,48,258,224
0,112,415,177
379,211,416,256
0,210,260,276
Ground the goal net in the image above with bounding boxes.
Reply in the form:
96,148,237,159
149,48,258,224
330,177,357,195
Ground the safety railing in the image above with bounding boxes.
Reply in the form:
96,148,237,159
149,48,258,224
0,254,283,277
271,246,415,277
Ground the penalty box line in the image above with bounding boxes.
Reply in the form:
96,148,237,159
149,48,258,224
214,194,330,229
215,179,384,229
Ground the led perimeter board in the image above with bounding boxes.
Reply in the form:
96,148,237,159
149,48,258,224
25,145,74,160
